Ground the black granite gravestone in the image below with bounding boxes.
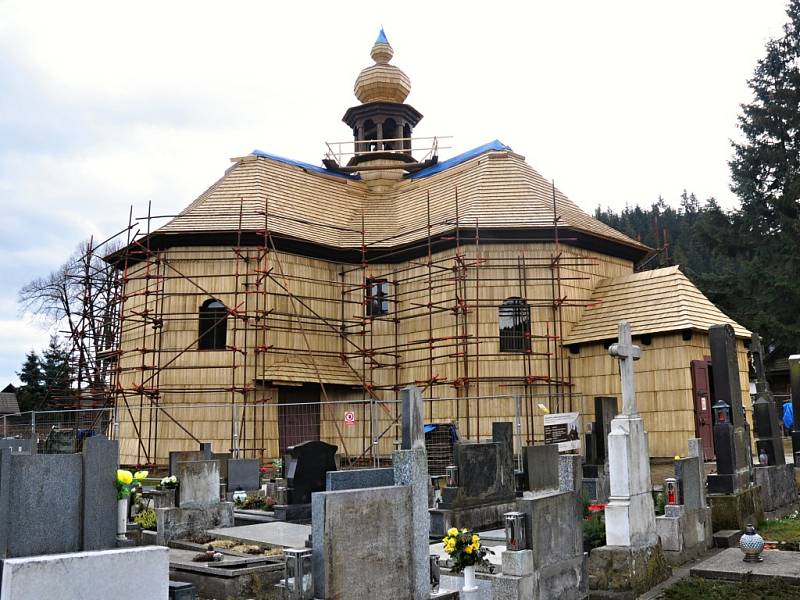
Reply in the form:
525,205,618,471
791,355,800,458
285,440,338,505
582,397,617,501
707,324,752,495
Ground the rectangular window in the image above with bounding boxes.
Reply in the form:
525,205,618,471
499,298,531,353
366,278,390,316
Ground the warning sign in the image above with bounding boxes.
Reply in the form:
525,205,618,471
344,411,356,426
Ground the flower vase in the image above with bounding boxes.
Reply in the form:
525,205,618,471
462,564,477,592
117,497,128,541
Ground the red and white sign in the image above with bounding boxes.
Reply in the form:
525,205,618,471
344,411,356,426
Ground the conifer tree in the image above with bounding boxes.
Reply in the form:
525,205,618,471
16,350,44,412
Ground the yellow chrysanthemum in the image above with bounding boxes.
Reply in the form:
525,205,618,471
461,528,468,533
133,470,149,480
465,544,474,554
448,528,459,536
472,534,480,544
117,470,133,485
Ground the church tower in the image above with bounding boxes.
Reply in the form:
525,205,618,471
324,29,437,176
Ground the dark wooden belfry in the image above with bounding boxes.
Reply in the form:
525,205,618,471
324,28,436,173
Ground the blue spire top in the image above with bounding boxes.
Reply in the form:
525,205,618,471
376,27,389,45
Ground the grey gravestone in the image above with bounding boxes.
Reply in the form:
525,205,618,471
326,467,394,491
312,486,414,599
0,438,33,454
401,385,424,450
7,454,83,557
176,460,220,508
394,447,431,600
226,458,260,491
286,440,338,505
559,454,582,493
168,445,211,478
751,333,785,465
523,444,559,492
82,436,119,551
675,456,702,511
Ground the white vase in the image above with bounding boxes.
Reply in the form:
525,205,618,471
462,564,477,592
117,497,128,541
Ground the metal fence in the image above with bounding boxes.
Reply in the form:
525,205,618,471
1,392,579,466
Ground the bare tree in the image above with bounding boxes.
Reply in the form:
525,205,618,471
19,238,121,400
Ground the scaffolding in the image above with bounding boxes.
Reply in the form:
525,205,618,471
28,178,601,468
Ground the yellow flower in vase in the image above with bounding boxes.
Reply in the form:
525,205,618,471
464,544,474,554
117,470,133,485
447,527,459,536
133,470,149,481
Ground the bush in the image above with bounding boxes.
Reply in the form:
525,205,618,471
134,507,157,531
235,495,276,511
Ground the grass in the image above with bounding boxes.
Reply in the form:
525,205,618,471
759,511,800,542
663,576,800,599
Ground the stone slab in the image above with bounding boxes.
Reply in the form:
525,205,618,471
587,542,670,596
0,450,9,557
401,385,424,450
81,436,118,551
207,521,310,549
713,529,743,548
502,549,533,577
169,448,210,479
325,467,394,491
559,454,582,493
0,546,169,600
516,491,582,571
226,458,260,492
7,453,83,557
156,503,234,546
675,456,702,510
754,464,797,513
312,485,414,599
690,547,800,582
429,501,517,537
394,447,430,600
522,445,559,492
176,460,220,508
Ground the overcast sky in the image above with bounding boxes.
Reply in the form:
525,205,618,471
0,0,789,386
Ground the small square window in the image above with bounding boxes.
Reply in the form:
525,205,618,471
366,278,390,316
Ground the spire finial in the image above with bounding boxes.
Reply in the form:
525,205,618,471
371,27,393,64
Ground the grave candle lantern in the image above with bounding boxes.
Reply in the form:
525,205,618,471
504,511,528,551
446,465,459,487
712,399,731,425
283,547,313,599
665,478,680,505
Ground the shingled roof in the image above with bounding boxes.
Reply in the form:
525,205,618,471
0,392,20,415
564,266,750,344
153,142,648,257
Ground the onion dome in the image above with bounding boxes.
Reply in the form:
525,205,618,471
354,28,411,104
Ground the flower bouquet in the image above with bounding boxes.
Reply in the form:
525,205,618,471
116,469,148,500
442,528,492,591
160,475,178,490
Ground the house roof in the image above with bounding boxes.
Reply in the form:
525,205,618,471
564,266,750,344
0,392,20,415
153,141,648,258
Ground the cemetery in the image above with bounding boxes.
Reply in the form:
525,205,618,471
4,12,800,600
3,317,800,599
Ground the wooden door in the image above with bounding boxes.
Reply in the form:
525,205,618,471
690,360,714,460
278,384,321,454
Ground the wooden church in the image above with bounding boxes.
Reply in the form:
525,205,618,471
113,30,750,465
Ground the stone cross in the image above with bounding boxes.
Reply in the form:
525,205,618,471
608,320,641,416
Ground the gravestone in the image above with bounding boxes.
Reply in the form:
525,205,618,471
750,333,785,466
176,460,220,508
227,458,260,492
522,444,559,493
168,443,212,478
587,321,670,596
430,422,516,535
655,443,712,565
493,443,586,599
401,385,424,450
582,397,617,502
312,486,414,599
0,436,119,558
326,467,394,491
393,385,431,600
706,325,764,530
285,441,338,505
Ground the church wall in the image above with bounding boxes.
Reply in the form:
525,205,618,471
116,241,636,464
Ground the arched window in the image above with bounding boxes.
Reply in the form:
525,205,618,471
499,297,531,353
198,299,227,350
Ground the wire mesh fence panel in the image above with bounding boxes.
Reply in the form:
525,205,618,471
1,408,113,454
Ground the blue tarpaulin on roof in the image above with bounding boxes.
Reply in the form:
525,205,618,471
409,139,510,180
251,149,360,180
